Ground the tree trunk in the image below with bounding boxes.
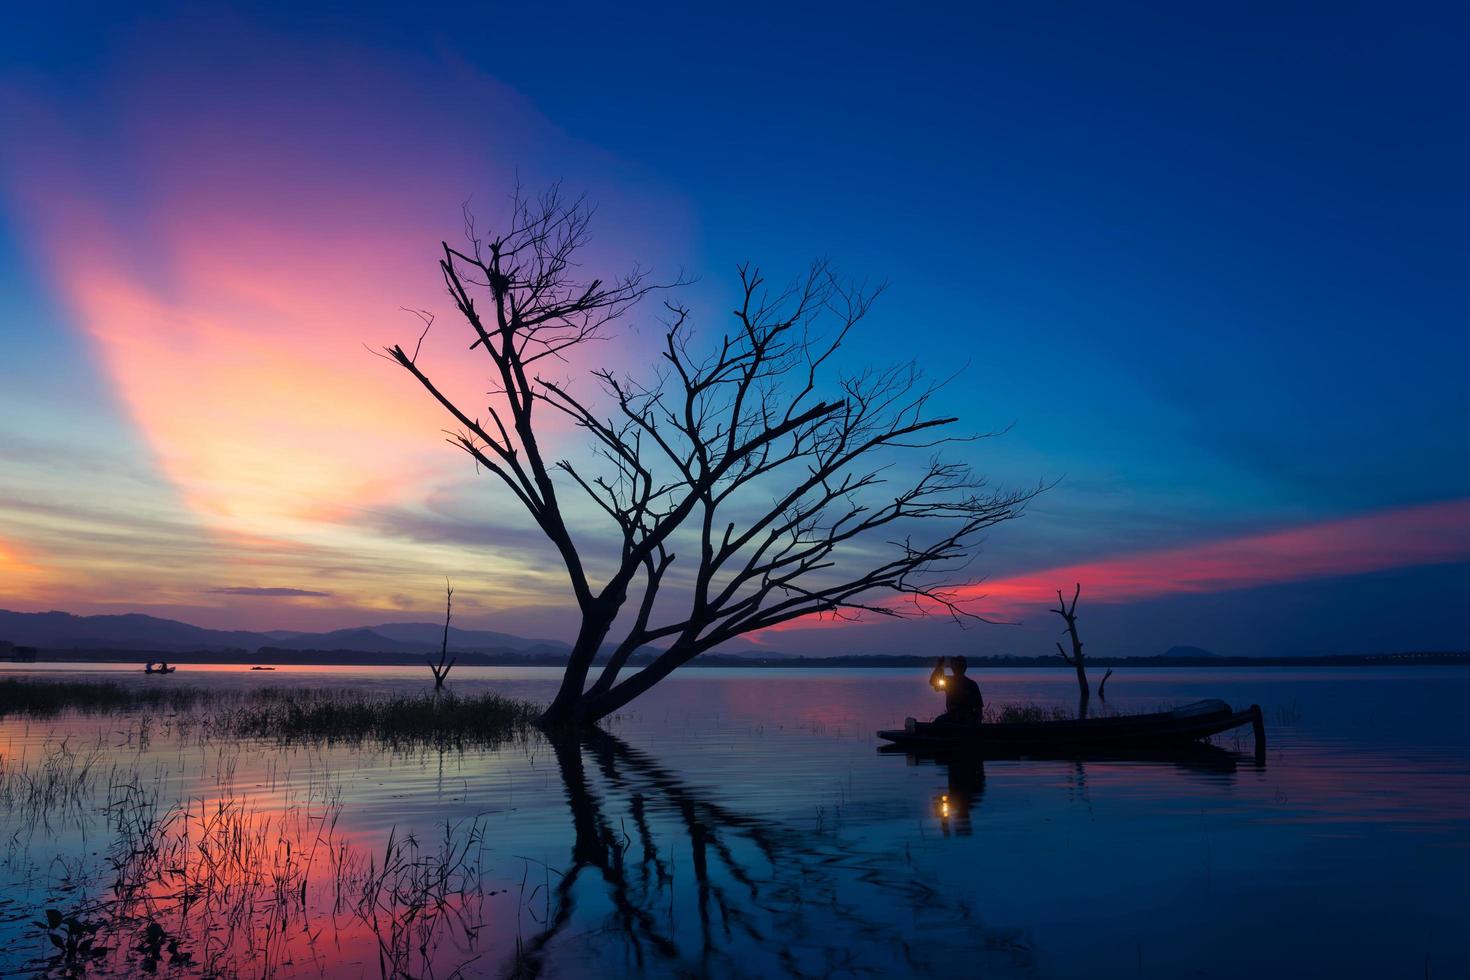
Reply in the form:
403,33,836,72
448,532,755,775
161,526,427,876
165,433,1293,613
1053,585,1089,719
538,606,622,727
576,642,695,724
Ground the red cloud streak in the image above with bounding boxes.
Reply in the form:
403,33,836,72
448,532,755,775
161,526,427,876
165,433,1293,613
970,496,1470,611
759,496,1470,635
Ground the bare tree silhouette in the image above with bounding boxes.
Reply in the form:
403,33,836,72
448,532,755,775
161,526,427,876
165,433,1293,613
1052,584,1090,717
388,186,1033,725
429,580,456,689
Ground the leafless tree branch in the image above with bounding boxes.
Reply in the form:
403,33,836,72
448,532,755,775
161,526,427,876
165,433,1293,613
387,188,1033,725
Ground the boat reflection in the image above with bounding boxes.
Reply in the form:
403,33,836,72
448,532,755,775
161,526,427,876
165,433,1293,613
883,738,1259,770
886,740,1263,837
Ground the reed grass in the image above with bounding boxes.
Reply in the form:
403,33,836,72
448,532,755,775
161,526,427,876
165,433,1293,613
224,688,541,747
0,737,108,826
0,678,209,716
18,770,492,977
984,702,1077,724
0,679,539,748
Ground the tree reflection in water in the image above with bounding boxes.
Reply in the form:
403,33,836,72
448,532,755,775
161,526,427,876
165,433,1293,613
509,730,1036,979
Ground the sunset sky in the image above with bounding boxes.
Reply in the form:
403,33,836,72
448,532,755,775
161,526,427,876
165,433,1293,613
2,3,1467,656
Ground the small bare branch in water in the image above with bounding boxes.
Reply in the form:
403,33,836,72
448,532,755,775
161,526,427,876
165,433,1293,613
428,579,458,689
1051,583,1090,717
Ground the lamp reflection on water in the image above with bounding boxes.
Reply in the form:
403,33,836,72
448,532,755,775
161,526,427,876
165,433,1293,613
920,759,985,837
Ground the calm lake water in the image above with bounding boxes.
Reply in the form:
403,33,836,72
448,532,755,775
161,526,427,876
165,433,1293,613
1,664,1467,978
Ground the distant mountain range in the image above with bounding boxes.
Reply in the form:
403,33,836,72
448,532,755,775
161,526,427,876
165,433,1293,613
0,610,1233,662
2,610,1463,668
0,609,570,656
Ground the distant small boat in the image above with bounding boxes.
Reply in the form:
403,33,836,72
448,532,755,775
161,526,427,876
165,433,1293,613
878,699,1265,756
250,666,276,671
144,665,176,675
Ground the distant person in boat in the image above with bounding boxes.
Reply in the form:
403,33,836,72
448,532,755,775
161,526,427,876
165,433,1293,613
930,656,982,725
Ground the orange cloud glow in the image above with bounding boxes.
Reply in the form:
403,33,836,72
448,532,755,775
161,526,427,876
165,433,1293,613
0,537,52,599
1,49,687,621
52,224,453,529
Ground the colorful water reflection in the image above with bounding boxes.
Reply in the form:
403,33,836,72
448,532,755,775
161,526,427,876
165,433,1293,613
1,666,1467,977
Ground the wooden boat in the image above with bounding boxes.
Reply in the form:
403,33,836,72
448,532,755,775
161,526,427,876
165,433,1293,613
877,699,1265,756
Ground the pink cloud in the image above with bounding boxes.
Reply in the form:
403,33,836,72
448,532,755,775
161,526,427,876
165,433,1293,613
971,496,1470,609
0,29,701,627
2,37,691,589
756,496,1470,635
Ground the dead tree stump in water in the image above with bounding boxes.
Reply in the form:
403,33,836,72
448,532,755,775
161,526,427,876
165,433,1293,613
1052,584,1090,717
428,581,457,690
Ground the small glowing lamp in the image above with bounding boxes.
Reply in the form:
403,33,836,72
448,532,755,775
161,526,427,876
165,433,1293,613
936,678,947,688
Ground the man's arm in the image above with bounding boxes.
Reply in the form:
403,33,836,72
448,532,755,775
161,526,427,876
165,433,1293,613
929,657,948,690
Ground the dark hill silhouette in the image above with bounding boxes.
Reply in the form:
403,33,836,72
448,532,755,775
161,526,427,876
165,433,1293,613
0,609,570,656
265,628,422,654
0,610,267,652
367,621,566,653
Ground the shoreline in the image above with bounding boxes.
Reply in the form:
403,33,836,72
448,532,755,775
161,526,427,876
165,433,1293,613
8,650,1469,670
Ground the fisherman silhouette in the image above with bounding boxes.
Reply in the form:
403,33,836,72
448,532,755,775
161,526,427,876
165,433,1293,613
929,656,982,725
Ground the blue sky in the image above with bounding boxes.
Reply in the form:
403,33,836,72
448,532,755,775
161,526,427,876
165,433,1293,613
1,2,1467,655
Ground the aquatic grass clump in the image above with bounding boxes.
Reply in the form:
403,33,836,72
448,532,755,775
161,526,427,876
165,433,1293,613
976,701,1125,724
0,679,540,748
0,678,209,717
984,702,1076,724
224,689,542,747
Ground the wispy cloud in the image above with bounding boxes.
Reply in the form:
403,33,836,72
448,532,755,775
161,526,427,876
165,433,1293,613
962,496,1470,615
207,586,333,598
756,496,1470,635
4,47,681,540
0,39,690,629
